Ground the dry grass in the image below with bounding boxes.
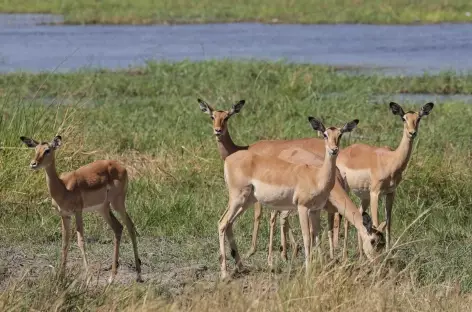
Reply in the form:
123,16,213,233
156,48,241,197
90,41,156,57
1,259,470,311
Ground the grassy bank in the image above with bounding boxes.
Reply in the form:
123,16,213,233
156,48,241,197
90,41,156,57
1,0,472,25
1,61,472,310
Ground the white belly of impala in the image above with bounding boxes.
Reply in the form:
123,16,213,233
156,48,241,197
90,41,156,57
343,168,371,198
252,180,296,209
83,204,105,213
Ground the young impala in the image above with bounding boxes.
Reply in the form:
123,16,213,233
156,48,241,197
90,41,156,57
218,117,385,280
198,99,343,266
20,135,143,283
336,102,434,255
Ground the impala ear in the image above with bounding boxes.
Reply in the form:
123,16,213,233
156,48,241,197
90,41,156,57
362,212,373,234
341,119,359,133
228,100,245,116
419,102,434,118
389,102,405,117
51,135,62,149
20,136,39,148
198,98,214,115
308,117,326,134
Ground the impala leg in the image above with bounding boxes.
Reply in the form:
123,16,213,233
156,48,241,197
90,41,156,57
246,202,262,258
218,205,231,280
327,212,335,260
99,205,123,284
332,212,341,249
325,201,339,259
60,215,71,278
308,211,313,247
309,209,321,262
279,210,288,261
219,190,252,280
228,203,252,273
343,216,349,261
278,210,297,261
112,197,143,283
267,210,277,270
297,205,311,275
385,192,395,251
357,198,371,260
74,211,88,274
226,221,244,274
369,191,380,227
284,212,299,260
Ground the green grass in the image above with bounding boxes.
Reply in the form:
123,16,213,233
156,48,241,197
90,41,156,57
1,60,472,310
1,0,472,25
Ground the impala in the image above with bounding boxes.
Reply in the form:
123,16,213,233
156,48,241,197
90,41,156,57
20,135,143,283
336,102,434,255
218,117,385,280
198,99,342,265
276,147,345,260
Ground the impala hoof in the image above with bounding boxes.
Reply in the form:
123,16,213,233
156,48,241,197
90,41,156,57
102,261,120,272
220,272,231,282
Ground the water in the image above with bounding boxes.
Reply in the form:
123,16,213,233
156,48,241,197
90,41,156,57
0,13,63,27
316,92,472,105
1,14,472,75
375,93,472,104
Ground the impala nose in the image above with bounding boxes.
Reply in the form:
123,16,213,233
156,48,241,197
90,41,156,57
30,161,38,169
409,131,417,138
214,128,222,136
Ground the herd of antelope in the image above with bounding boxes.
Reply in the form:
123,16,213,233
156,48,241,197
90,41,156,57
19,99,434,282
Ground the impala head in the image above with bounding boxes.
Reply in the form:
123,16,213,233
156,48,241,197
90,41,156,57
198,98,245,138
390,102,434,140
361,212,386,260
308,117,359,156
20,135,62,170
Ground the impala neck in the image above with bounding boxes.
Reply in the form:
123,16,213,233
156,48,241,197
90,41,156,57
216,128,248,160
44,156,67,204
318,147,338,189
392,128,415,173
329,182,369,238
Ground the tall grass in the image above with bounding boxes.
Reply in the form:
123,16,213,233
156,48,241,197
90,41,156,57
1,260,470,311
1,0,472,25
1,61,471,309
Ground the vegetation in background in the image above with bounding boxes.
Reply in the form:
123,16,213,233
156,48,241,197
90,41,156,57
1,0,472,25
1,61,471,310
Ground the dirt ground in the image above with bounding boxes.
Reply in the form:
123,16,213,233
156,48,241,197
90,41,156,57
0,237,216,293
0,232,296,299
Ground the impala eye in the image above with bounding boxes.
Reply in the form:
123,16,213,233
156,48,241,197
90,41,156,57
401,116,406,122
